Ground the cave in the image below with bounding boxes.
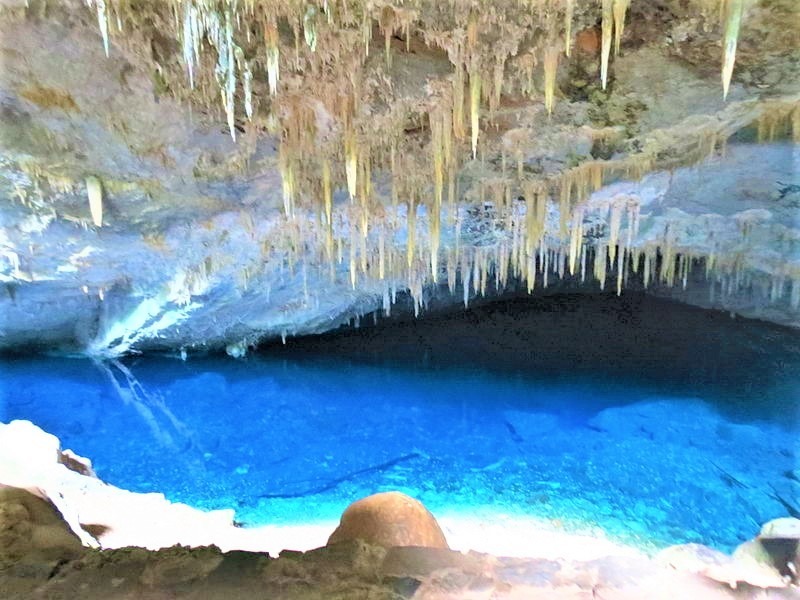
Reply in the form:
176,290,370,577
0,1,798,598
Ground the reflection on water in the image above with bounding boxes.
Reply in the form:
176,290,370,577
1,293,798,553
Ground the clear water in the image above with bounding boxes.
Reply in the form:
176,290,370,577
1,294,798,554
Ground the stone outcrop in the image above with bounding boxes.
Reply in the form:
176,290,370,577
2,483,799,599
734,518,800,585
327,491,449,550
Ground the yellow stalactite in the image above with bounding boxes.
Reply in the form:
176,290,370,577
612,0,630,56
442,101,453,164
564,0,574,57
543,44,559,115
390,139,398,207
407,197,416,269
466,11,479,52
362,10,372,58
379,6,395,69
431,111,444,210
453,62,466,141
379,229,385,280
345,130,358,199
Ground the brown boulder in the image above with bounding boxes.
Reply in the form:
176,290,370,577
327,492,449,550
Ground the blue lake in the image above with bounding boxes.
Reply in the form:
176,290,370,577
1,294,799,553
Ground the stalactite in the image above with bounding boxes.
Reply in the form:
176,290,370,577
303,5,318,52
322,158,332,227
407,197,416,269
612,0,630,56
86,176,103,227
94,0,110,57
491,56,505,115
279,144,295,217
594,245,607,290
182,1,197,88
453,62,466,140
543,44,559,115
607,200,622,264
447,249,456,293
349,225,357,288
568,208,583,275
564,0,574,57
580,244,587,283
600,0,613,90
265,21,280,95
470,70,481,159
77,0,795,326
430,108,444,283
721,0,745,100
379,6,396,69
345,130,358,199
791,277,800,310
362,9,372,58
461,255,470,307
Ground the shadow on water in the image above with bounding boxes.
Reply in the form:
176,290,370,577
264,292,800,428
1,292,798,552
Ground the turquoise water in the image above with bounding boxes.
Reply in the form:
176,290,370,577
1,294,798,553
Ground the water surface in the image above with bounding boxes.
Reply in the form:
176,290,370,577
1,293,798,553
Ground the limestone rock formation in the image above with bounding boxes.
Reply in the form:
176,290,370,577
0,1,797,355
734,517,800,585
327,491,449,549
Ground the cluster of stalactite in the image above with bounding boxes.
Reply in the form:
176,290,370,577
76,1,799,320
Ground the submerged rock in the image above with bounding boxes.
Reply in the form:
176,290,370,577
327,491,449,550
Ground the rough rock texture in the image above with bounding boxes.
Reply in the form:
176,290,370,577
735,518,800,585
0,420,278,552
0,1,798,355
328,491,450,550
3,485,800,600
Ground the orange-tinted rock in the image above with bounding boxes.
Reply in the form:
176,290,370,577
327,492,449,550
575,27,601,56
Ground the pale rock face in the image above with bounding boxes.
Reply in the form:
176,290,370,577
0,1,798,355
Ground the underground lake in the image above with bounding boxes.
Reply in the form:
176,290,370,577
2,0,800,595
2,292,798,555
